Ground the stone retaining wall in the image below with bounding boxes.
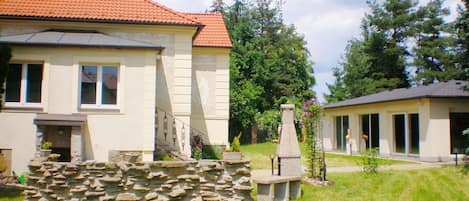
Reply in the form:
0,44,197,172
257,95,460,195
25,160,253,201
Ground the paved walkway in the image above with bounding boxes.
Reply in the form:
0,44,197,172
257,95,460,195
251,162,449,179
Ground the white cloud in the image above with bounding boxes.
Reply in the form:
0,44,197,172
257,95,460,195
291,7,366,70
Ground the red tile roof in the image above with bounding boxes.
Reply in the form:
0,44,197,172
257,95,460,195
0,0,232,48
186,13,232,48
0,0,200,25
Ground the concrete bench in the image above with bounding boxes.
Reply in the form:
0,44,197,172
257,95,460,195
253,176,301,201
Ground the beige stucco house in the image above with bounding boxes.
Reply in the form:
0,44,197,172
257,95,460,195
321,80,469,162
0,0,231,173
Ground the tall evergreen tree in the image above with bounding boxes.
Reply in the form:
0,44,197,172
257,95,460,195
455,0,469,81
362,0,417,89
325,67,348,103
413,0,461,84
209,0,227,13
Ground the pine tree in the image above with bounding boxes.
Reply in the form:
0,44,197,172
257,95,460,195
413,0,462,84
363,0,418,89
455,0,469,81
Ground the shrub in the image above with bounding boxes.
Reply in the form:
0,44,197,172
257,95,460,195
361,148,379,174
231,134,241,152
202,145,223,160
41,141,52,150
161,155,174,161
191,135,203,160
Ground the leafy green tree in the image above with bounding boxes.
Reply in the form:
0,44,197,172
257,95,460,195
0,44,12,111
413,0,462,84
224,0,315,141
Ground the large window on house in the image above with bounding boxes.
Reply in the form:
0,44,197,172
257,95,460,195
361,114,380,149
80,65,118,108
5,63,43,106
450,113,469,154
393,113,420,154
335,116,349,151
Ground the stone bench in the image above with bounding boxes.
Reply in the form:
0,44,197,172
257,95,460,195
253,176,301,201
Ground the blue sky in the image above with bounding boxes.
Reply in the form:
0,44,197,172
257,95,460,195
156,0,463,103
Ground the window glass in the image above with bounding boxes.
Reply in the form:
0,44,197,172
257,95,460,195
450,113,469,154
393,114,406,153
101,66,118,104
409,114,420,154
5,64,22,102
81,66,97,104
26,64,43,103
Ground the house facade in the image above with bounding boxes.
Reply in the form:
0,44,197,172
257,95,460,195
0,0,231,173
321,80,469,162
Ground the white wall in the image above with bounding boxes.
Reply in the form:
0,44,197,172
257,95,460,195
322,98,469,161
191,48,230,147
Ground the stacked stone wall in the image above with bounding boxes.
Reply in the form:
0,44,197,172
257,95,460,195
25,160,252,201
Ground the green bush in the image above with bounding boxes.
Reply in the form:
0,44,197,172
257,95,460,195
41,141,52,150
360,148,379,174
202,145,223,160
193,148,202,160
231,134,241,152
161,155,174,161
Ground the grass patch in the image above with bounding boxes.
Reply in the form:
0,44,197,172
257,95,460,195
0,187,24,201
297,166,469,201
241,142,414,169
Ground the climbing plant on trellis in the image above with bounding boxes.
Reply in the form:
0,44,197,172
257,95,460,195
303,99,326,180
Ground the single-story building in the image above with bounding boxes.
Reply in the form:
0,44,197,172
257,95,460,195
0,0,231,173
321,80,469,161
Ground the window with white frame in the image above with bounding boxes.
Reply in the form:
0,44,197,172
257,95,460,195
4,62,43,106
80,64,118,108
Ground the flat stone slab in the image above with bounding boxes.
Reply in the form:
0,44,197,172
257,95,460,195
252,176,301,184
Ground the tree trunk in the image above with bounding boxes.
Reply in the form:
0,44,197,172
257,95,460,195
251,124,258,144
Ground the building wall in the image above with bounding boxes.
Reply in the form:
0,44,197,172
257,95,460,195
422,99,469,161
0,19,198,172
322,99,424,157
191,48,230,146
322,98,469,161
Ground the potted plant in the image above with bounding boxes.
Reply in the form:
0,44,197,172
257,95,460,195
40,141,53,157
223,133,242,160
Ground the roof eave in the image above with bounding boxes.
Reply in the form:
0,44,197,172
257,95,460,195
1,42,165,50
193,45,232,48
0,15,201,27
323,95,469,109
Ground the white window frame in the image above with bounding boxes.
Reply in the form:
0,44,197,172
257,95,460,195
79,64,119,110
4,62,43,109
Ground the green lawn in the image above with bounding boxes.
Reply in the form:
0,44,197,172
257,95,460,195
296,166,469,201
0,187,24,201
241,142,414,169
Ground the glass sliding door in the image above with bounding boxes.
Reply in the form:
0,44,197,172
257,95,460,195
409,114,420,154
361,114,379,150
450,113,469,154
393,113,420,154
336,116,349,151
393,114,406,153
371,114,380,148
